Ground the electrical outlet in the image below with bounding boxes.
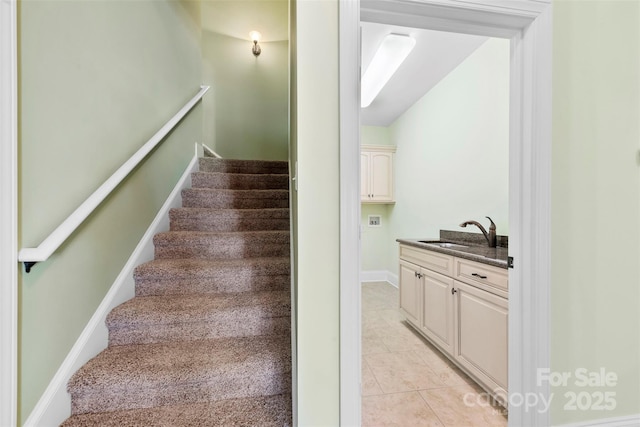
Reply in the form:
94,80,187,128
368,215,382,227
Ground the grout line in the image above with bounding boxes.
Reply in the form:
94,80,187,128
361,359,385,397
418,390,448,427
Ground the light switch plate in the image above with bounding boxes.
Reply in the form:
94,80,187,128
368,215,382,227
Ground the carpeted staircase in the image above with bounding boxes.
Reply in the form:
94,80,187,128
62,158,292,426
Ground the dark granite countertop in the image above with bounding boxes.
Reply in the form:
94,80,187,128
397,230,509,269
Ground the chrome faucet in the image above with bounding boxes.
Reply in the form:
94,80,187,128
459,216,497,248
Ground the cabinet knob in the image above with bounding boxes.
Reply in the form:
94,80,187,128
451,288,457,295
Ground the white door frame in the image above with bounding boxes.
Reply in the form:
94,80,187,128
0,0,19,425
339,1,552,426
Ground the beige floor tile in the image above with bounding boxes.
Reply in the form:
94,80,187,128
362,392,444,427
362,361,384,396
377,330,427,352
361,282,508,426
376,308,406,325
363,336,390,355
413,345,474,386
365,351,445,393
363,297,397,311
420,383,508,427
363,315,392,330
371,319,422,337
413,342,454,369
362,327,380,340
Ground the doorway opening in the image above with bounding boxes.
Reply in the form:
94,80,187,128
359,23,510,424
339,1,552,426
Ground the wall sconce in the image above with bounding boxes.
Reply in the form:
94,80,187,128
250,31,262,56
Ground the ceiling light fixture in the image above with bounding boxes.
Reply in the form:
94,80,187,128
361,34,415,108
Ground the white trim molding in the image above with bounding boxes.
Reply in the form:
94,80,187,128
557,414,640,427
202,143,222,158
23,156,199,426
340,1,552,426
360,270,398,287
0,0,18,425
339,0,362,425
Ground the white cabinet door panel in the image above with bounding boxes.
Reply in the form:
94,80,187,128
421,269,454,355
399,260,421,327
455,280,508,392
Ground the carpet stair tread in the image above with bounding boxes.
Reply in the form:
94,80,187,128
153,230,290,259
198,158,288,175
68,335,291,414
181,188,289,209
134,258,290,296
61,394,292,427
169,207,290,232
191,171,289,190
107,291,290,345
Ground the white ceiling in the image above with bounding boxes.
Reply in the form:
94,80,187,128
361,22,488,127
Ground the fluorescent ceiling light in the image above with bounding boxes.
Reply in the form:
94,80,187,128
361,34,416,108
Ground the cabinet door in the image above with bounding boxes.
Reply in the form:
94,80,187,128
360,152,370,201
399,260,421,327
421,269,454,355
454,281,508,394
370,152,393,201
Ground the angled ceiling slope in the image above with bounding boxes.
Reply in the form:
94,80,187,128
361,22,489,127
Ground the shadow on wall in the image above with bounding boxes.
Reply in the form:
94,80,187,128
202,31,289,161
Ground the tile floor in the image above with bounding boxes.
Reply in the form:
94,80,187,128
361,281,508,427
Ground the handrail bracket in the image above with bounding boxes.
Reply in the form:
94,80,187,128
24,262,37,273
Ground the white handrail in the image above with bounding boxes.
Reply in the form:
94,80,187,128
18,85,210,272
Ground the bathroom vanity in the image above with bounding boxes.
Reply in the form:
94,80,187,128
397,233,509,406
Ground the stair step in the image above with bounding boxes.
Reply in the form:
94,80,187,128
107,291,291,345
134,258,290,296
67,335,291,414
153,230,290,259
199,158,288,175
182,188,289,209
170,208,290,232
191,171,289,190
61,394,292,427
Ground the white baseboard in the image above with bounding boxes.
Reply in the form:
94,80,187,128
556,414,640,427
23,155,198,427
361,270,398,288
202,143,222,158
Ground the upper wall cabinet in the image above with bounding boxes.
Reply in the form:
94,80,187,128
361,145,396,203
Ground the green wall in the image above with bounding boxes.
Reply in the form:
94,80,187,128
551,0,640,423
293,0,340,424
361,204,392,272
18,0,202,422
201,0,289,161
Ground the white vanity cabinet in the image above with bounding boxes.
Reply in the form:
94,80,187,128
361,145,395,203
454,280,508,396
398,244,508,403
